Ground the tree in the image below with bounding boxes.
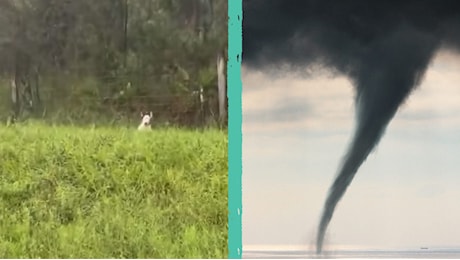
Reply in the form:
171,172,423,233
0,0,227,127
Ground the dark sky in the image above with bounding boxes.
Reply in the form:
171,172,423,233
243,0,460,72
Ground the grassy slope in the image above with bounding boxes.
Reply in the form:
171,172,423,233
0,123,227,258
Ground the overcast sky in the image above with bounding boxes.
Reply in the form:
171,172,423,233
242,50,460,251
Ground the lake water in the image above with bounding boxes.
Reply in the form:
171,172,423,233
243,248,460,259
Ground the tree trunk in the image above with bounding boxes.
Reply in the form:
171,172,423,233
217,50,227,124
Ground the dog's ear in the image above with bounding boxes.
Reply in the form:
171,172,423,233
140,112,144,117
149,111,153,117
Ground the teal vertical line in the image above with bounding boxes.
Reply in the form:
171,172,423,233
228,0,242,259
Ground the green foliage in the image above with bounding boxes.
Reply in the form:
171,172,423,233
0,0,227,126
0,123,228,258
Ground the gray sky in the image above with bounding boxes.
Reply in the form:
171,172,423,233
242,50,460,251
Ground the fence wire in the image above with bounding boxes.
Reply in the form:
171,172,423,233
1,72,227,128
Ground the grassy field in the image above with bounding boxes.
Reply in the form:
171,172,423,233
0,122,228,258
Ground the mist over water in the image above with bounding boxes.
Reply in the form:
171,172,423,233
243,0,460,254
243,248,460,259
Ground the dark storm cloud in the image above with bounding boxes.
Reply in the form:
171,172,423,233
243,0,460,254
243,0,460,72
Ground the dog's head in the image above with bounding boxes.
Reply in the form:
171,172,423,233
140,111,153,127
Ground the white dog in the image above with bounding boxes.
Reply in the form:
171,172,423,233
138,111,153,130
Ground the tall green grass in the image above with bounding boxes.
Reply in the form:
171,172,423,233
0,123,228,258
